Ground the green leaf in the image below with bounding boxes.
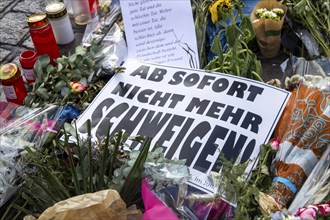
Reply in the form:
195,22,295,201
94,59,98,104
38,55,50,68
83,58,93,69
63,123,76,136
46,65,54,74
57,62,64,72
72,69,82,81
91,42,100,54
24,93,35,106
226,24,241,48
75,45,87,55
211,32,224,65
58,74,70,84
34,59,44,82
61,87,70,97
54,81,67,92
239,16,255,42
211,31,223,55
35,87,49,100
64,128,81,195
68,54,77,68
120,138,151,206
75,55,83,65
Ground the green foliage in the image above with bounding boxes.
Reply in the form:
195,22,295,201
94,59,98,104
1,121,185,219
24,41,104,109
191,0,213,68
216,144,276,219
204,2,263,82
280,0,330,57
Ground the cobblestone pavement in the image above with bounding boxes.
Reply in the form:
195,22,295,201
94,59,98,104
0,0,287,82
0,0,85,68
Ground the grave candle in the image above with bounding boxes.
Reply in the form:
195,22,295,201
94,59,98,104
27,13,60,65
0,63,27,105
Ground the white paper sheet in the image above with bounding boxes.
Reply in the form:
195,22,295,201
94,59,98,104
120,0,199,68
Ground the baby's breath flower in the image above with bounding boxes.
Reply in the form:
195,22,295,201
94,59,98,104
256,8,267,17
271,8,284,16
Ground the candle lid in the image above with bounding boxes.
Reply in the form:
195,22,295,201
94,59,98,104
45,2,67,20
0,63,18,80
27,13,49,30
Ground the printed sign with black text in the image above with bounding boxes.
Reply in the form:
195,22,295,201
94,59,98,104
76,59,291,194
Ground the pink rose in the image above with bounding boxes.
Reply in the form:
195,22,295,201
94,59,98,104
296,202,330,219
269,138,280,151
296,206,317,219
70,82,86,93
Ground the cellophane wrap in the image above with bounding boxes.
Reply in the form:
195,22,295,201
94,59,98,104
0,104,75,208
142,163,235,220
97,23,127,73
268,77,330,209
288,145,330,214
82,6,122,47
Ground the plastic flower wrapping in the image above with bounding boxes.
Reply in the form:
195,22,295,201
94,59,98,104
0,104,79,208
142,163,235,220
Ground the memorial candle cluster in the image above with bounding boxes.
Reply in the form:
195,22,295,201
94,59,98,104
0,1,90,105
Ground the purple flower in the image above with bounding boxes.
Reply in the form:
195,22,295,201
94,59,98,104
193,199,233,220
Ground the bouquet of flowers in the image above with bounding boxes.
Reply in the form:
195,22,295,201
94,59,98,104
258,75,329,212
142,163,235,220
251,0,287,58
0,104,75,208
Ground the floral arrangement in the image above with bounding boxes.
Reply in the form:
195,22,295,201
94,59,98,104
1,1,329,220
204,2,263,81
24,42,106,109
255,8,284,21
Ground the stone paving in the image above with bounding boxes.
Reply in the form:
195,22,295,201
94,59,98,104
0,0,85,68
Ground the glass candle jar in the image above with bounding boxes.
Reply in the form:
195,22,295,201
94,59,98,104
27,14,61,65
63,0,73,15
46,2,74,45
71,0,91,25
88,0,98,15
0,63,27,106
19,50,38,84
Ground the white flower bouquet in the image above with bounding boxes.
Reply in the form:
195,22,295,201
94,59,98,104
251,0,287,58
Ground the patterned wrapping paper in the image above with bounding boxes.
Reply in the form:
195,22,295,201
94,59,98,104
269,84,330,208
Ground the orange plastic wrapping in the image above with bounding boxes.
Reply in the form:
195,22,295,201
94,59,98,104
268,84,330,209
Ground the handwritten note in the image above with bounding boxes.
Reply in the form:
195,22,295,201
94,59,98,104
120,0,199,68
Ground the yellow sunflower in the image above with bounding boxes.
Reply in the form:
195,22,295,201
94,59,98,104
209,0,223,23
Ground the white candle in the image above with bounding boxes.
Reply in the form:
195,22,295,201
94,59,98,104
45,2,75,45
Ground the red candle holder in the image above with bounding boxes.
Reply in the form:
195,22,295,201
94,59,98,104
19,50,38,84
0,63,27,106
27,14,60,65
